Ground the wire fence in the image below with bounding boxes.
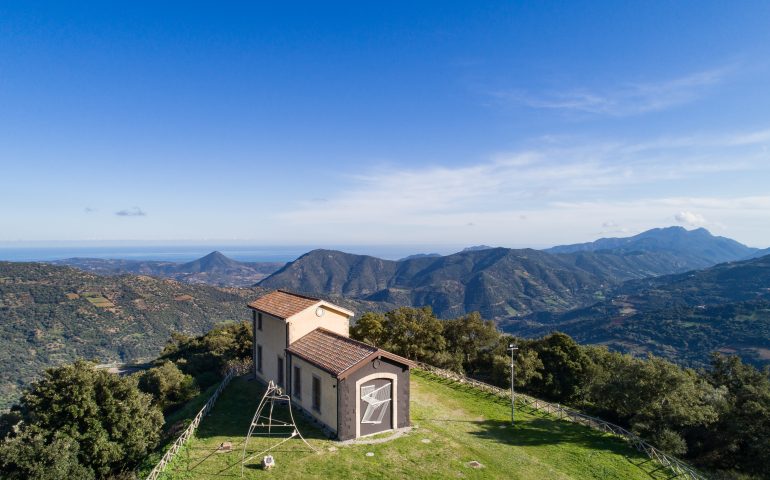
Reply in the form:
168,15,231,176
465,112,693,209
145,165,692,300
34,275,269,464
414,362,707,480
143,357,706,480
145,360,252,480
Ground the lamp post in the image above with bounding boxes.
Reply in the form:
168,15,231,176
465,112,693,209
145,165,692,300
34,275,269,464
508,343,518,425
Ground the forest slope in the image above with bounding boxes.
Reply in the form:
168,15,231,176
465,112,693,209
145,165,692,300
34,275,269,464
512,254,770,367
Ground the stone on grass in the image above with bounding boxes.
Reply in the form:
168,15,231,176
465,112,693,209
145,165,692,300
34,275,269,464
466,460,484,469
421,438,431,444
366,452,375,457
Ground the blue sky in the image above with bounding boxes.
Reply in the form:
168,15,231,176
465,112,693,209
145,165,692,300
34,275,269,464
2,1,770,248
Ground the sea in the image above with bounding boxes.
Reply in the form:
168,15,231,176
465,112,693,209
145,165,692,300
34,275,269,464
0,244,458,263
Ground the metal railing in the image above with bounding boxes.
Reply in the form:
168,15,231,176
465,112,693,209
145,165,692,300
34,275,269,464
414,362,707,480
145,360,252,480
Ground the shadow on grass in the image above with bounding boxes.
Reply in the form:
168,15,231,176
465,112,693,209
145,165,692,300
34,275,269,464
195,376,329,441
413,372,674,480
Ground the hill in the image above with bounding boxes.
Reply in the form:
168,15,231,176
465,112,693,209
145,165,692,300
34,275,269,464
546,226,757,268
259,229,751,320
52,251,284,287
155,372,670,480
0,261,264,409
510,254,770,367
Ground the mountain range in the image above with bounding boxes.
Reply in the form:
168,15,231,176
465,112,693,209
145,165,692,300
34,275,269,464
256,226,770,367
51,251,284,287
259,226,760,319
545,227,757,268
4,226,768,407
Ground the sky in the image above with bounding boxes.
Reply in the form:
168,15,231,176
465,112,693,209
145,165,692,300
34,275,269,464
2,1,770,250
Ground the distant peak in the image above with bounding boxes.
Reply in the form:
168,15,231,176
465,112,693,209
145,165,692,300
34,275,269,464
462,245,494,252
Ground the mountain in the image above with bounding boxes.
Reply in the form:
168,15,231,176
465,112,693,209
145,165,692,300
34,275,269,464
398,253,441,261
258,244,713,320
462,245,495,252
546,226,758,269
746,247,770,260
176,251,243,273
52,251,284,287
509,253,770,367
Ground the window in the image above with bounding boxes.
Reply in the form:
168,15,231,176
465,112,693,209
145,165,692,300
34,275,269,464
257,345,262,373
312,375,321,412
277,356,284,387
293,366,302,399
258,312,263,331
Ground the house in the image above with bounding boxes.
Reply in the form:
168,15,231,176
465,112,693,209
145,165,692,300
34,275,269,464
247,290,413,440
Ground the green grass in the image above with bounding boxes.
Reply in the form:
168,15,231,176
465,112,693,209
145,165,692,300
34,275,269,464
159,372,670,479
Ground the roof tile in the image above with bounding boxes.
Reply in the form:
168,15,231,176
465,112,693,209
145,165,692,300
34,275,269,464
247,290,320,319
287,328,377,376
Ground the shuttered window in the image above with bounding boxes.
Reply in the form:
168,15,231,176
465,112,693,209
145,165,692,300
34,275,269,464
312,375,321,412
293,366,301,399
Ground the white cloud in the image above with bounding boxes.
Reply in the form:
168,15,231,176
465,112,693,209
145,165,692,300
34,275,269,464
674,211,707,226
273,128,770,247
495,67,732,117
115,207,146,217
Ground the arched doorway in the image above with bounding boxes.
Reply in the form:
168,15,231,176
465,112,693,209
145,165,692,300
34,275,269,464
358,377,393,436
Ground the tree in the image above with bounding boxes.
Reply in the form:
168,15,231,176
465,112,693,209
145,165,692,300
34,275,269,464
137,361,199,412
350,312,386,346
490,338,543,389
15,360,163,477
381,307,446,364
0,427,94,480
691,354,770,474
626,357,719,455
585,349,720,456
443,312,499,375
527,332,592,403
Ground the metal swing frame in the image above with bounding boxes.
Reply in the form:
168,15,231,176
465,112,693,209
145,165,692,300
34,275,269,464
240,380,316,477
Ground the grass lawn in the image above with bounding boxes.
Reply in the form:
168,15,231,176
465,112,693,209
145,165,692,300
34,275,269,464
159,371,670,479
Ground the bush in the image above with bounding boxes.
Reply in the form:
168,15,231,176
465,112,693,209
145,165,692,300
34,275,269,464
158,321,252,381
137,361,199,412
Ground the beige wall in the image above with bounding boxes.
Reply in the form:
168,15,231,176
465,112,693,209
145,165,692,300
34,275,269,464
287,304,350,344
253,312,288,387
290,355,338,433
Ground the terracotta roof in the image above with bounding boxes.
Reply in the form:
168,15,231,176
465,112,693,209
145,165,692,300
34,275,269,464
287,328,377,376
287,328,414,378
247,290,320,319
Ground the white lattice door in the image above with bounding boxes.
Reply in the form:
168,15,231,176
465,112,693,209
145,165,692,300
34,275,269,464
359,378,393,436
